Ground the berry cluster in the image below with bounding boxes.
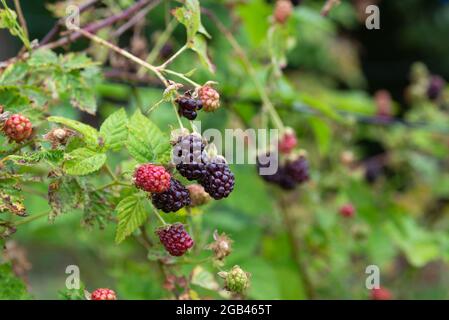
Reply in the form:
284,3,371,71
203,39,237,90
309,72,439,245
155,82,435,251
90,288,117,300
176,95,203,120
198,85,220,112
172,133,207,180
152,178,191,213
257,152,309,190
156,223,194,256
134,164,171,193
172,133,235,200
1,113,33,143
339,203,356,218
218,265,251,295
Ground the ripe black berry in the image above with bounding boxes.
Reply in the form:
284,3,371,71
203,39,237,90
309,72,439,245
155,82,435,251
285,156,309,184
172,134,208,181
151,178,191,213
200,156,235,200
157,223,194,256
427,75,445,100
176,96,203,120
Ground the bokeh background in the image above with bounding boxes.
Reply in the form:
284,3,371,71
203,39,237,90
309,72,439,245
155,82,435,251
2,0,449,299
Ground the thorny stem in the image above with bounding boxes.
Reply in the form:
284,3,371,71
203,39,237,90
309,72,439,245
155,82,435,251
202,8,285,132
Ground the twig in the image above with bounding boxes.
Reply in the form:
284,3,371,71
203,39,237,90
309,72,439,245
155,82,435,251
321,0,341,17
13,0,28,40
39,0,100,46
74,27,170,87
41,0,157,50
13,211,49,227
112,0,162,37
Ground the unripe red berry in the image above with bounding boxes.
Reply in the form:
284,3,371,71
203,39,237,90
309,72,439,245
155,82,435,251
91,288,117,300
187,184,211,207
371,287,392,300
133,164,171,193
279,128,297,154
339,203,355,218
3,114,32,143
198,86,220,112
274,0,293,24
156,223,194,256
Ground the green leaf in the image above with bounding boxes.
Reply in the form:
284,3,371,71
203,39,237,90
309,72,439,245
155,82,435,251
70,88,97,115
8,150,64,166
126,110,171,164
310,117,331,156
115,195,148,244
48,177,86,221
100,108,128,151
0,263,31,299
27,49,58,67
172,0,210,42
47,116,100,148
63,148,106,176
190,34,215,73
0,62,27,85
191,266,220,291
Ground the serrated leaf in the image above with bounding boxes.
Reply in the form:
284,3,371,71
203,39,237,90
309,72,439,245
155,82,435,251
0,62,27,85
70,88,97,115
0,85,31,110
100,108,128,151
190,34,215,73
27,49,58,67
172,0,210,42
60,53,98,71
8,149,64,166
48,177,85,221
47,116,100,148
64,148,106,176
126,110,171,164
115,195,148,243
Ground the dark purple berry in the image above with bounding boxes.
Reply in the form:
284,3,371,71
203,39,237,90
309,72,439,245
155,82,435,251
173,134,208,181
176,96,203,120
200,156,235,200
151,178,191,213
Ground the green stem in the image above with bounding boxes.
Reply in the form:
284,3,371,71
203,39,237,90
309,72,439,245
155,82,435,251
143,19,178,68
13,211,48,227
162,68,201,88
158,44,187,69
171,100,184,129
